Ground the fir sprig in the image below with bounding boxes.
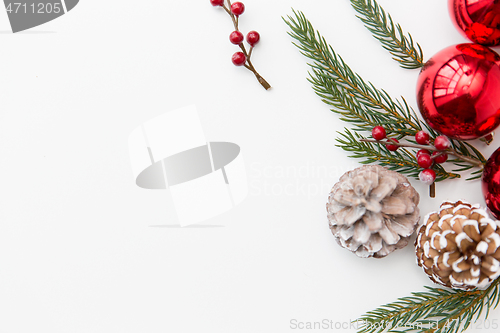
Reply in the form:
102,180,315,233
283,9,485,182
357,279,500,333
309,66,420,137
350,0,424,69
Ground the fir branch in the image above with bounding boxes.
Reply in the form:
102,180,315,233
283,9,485,181
284,10,422,133
350,0,424,69
309,68,418,137
357,279,500,333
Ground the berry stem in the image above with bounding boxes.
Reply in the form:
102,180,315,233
238,43,271,90
360,138,484,168
222,0,270,90
430,182,435,198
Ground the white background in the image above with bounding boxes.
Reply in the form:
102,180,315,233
0,0,499,332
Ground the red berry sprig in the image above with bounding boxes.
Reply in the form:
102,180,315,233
364,127,484,196
210,0,271,90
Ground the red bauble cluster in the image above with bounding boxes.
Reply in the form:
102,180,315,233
416,44,500,140
449,0,500,46
482,147,500,219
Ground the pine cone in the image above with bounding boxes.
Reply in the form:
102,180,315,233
416,201,500,290
327,165,420,258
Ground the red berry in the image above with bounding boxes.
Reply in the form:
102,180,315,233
210,0,224,6
415,131,430,145
419,169,436,185
434,135,451,150
372,126,386,141
229,31,244,45
231,2,245,16
385,138,399,151
246,31,260,46
416,149,431,159
232,52,246,66
417,154,433,169
432,151,448,164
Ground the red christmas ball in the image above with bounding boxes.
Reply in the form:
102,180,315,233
482,147,500,219
449,0,500,46
416,44,500,140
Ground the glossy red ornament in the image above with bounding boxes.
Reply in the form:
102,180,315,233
416,44,500,140
482,147,500,219
449,0,500,46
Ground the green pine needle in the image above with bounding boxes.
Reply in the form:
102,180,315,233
283,9,485,182
350,0,424,69
356,279,500,333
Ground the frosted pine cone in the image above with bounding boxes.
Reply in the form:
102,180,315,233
327,165,420,258
416,201,500,290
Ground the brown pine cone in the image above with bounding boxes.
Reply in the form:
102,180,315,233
327,165,420,258
416,201,500,290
